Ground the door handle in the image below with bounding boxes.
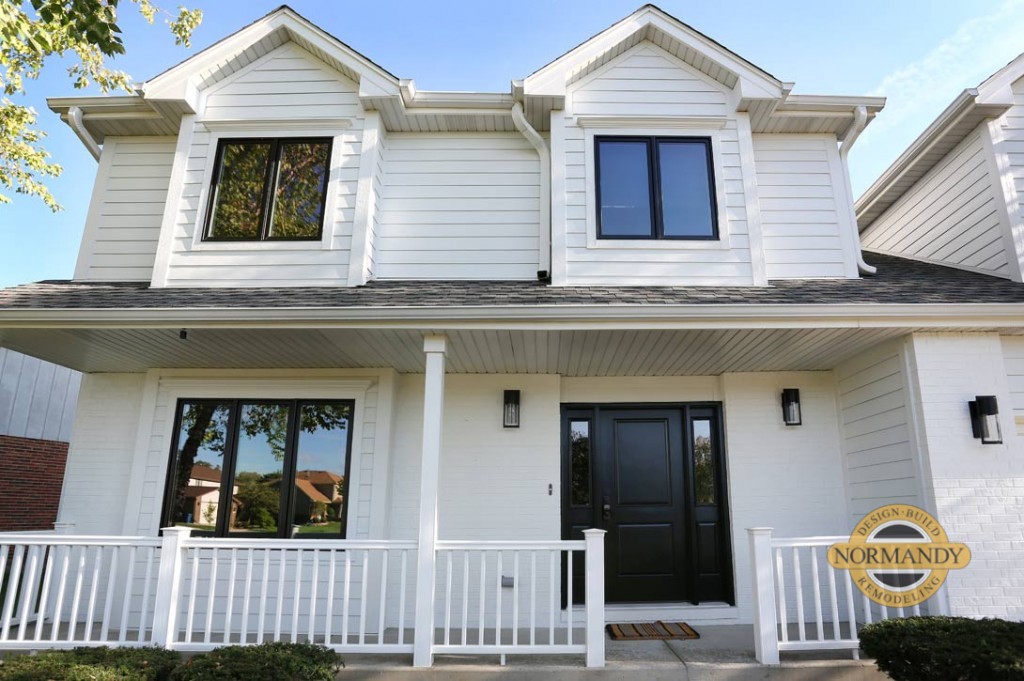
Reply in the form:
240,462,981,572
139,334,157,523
602,496,612,521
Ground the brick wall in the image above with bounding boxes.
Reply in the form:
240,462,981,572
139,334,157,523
0,433,69,531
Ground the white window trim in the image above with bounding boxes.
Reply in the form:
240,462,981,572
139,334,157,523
582,125,732,251
188,123,351,252
147,375,374,540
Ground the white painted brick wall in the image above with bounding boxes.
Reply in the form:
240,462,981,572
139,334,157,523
908,333,1024,620
57,373,145,534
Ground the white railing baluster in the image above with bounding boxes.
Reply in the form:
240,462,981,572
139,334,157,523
82,546,101,642
512,552,519,647
792,547,805,642
324,550,336,647
548,550,555,646
185,547,199,644
377,550,388,646
843,567,857,640
810,547,823,641
241,547,253,644
495,551,502,646
341,550,351,645
566,549,573,646
478,551,486,646
775,548,788,643
359,549,369,645
138,546,155,643
308,549,319,644
117,545,137,643
274,550,286,641
36,546,57,642
530,551,536,646
862,592,873,625
443,550,452,646
67,546,87,641
258,549,269,643
225,548,238,644
50,545,69,643
98,546,117,642
398,550,408,646
0,545,12,640
16,545,40,641
203,549,217,644
460,551,469,646
291,550,302,643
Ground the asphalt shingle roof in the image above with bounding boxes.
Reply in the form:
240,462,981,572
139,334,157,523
1,253,1023,310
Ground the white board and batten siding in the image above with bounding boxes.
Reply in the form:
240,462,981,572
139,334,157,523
375,134,541,280
0,348,80,442
561,42,754,286
753,135,854,279
861,129,1010,277
834,339,922,525
159,42,364,287
74,137,176,281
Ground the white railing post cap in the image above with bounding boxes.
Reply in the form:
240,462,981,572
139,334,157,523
160,526,192,537
747,527,774,534
582,528,607,536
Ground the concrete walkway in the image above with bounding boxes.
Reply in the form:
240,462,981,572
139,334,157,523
338,625,886,680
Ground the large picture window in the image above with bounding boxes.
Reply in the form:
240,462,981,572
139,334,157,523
595,136,718,240
203,138,332,241
162,399,354,538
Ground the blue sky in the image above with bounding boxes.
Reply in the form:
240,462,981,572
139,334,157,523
3,0,1024,287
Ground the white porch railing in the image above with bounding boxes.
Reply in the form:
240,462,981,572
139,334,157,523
433,530,605,666
0,528,605,667
748,528,933,664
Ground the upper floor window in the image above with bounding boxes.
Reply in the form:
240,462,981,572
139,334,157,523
162,398,353,538
204,138,332,241
596,136,717,240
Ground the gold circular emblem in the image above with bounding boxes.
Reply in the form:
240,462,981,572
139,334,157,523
827,504,970,607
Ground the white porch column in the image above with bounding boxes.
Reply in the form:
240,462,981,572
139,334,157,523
413,335,446,667
748,527,780,665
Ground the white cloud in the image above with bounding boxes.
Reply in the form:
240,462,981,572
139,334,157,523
852,0,1024,192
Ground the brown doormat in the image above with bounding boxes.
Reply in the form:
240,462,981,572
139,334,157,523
606,621,699,641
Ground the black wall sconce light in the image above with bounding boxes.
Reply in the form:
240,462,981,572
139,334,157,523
503,390,521,428
969,395,1002,445
781,388,802,426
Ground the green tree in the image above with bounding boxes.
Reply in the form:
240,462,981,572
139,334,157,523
0,0,202,210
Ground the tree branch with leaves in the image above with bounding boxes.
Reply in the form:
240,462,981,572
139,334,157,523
0,0,202,210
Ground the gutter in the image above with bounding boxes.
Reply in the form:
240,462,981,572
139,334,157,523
838,106,875,275
67,106,101,161
510,102,552,279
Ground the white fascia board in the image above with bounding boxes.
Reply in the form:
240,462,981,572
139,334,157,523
3,304,1024,331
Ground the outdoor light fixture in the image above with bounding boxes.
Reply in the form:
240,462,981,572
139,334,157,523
179,329,188,340
503,390,521,428
969,395,1002,444
781,388,802,426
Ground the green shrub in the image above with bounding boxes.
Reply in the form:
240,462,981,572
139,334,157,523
860,616,1024,681
0,646,180,680
171,642,342,681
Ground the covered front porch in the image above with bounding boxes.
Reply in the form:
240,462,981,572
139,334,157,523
0,316,987,667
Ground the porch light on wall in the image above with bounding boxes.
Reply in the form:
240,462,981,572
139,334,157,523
781,389,802,426
969,395,1002,445
503,390,521,428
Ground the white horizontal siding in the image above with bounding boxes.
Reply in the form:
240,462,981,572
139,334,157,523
375,134,540,279
75,137,176,281
1000,336,1024,424
0,349,80,442
861,129,1009,277
753,135,851,278
203,42,362,121
835,340,920,525
570,43,729,118
1000,80,1024,277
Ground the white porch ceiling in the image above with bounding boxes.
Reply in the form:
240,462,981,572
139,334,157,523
0,326,948,375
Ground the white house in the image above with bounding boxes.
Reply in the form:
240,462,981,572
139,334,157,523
0,4,1022,669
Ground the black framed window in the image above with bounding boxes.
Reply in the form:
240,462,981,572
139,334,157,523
204,138,332,241
595,136,718,240
162,398,354,539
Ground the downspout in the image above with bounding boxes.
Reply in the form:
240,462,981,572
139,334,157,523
511,102,551,279
68,106,101,161
839,106,876,275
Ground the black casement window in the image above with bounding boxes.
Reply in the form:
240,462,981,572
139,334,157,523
162,399,354,539
204,138,332,241
595,136,718,240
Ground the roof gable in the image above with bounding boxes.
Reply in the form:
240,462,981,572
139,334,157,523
525,4,782,101
142,5,399,112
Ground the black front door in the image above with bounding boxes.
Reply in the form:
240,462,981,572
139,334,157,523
562,404,733,605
